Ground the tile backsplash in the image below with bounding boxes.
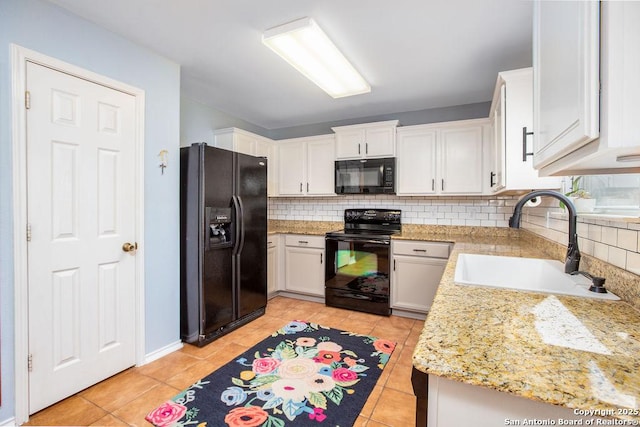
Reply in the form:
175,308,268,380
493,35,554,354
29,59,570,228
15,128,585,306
268,195,518,227
521,204,640,276
269,195,640,281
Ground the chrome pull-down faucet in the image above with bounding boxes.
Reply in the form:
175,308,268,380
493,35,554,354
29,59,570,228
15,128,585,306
508,190,581,274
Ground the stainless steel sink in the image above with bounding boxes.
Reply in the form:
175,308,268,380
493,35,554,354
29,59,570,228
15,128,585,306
454,253,620,300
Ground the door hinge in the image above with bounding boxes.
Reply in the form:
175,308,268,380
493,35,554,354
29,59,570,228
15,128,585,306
26,223,32,242
25,91,31,110
28,354,33,372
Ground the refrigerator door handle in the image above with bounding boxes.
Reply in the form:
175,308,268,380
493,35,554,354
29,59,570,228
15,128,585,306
237,195,246,255
232,196,242,255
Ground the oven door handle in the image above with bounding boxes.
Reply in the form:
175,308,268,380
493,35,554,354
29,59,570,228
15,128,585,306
340,292,374,301
326,236,390,245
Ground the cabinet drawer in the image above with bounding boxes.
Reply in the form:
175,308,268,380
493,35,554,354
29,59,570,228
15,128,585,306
393,240,451,258
284,234,325,249
267,234,278,248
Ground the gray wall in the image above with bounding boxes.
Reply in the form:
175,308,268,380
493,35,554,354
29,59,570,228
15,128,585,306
266,101,491,140
0,0,181,420
181,96,270,146
181,97,491,143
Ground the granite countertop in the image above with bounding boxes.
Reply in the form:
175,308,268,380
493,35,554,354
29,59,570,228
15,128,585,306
269,220,640,418
268,220,341,236
411,231,640,422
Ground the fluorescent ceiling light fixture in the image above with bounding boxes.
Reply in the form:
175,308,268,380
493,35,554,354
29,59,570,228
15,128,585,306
262,17,371,98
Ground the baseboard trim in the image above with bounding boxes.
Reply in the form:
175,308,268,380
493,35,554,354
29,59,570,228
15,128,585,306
0,417,17,426
142,340,183,365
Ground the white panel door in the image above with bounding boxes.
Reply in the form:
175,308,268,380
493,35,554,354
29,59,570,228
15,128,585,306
26,62,137,413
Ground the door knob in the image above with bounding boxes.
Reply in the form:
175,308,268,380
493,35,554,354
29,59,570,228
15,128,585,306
122,242,138,253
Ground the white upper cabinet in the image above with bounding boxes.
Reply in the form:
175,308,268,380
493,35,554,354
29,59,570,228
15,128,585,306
489,68,561,193
212,127,279,196
332,120,398,159
213,127,271,156
533,1,640,175
277,134,336,197
439,125,485,194
532,1,600,170
397,128,438,194
397,119,489,195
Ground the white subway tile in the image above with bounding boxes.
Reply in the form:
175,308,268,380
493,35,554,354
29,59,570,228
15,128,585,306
601,227,618,246
608,247,627,269
626,252,640,275
588,224,603,242
593,242,609,261
617,229,638,252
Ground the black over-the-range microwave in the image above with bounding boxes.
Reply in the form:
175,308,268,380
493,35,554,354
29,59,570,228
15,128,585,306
335,157,395,194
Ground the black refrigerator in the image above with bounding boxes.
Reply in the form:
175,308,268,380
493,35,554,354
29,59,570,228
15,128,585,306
180,143,267,346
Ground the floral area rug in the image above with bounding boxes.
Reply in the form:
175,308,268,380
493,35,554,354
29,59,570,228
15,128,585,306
146,320,396,427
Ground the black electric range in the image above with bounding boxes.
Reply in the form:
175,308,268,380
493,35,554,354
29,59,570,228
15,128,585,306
324,209,401,315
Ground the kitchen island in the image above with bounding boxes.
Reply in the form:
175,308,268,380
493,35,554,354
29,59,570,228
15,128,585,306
410,229,640,426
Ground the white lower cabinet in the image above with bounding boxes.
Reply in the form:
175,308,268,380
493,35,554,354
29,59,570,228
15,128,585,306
284,235,325,297
267,235,280,297
427,376,601,427
391,240,451,314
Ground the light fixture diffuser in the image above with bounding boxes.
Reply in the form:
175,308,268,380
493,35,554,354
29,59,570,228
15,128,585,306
262,17,371,98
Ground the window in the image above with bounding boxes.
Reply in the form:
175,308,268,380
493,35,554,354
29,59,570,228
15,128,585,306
579,174,640,216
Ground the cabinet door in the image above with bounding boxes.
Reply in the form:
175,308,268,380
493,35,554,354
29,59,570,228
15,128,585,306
255,138,270,158
234,133,256,155
491,84,506,192
439,126,484,194
267,143,279,197
278,141,306,195
391,256,446,313
365,126,396,158
397,130,437,194
532,1,600,169
285,247,325,296
335,129,364,159
306,137,336,195
267,244,277,296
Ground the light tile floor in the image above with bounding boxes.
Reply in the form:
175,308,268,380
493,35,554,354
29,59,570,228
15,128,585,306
24,296,419,426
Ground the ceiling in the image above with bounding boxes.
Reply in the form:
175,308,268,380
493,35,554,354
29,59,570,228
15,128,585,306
46,0,533,130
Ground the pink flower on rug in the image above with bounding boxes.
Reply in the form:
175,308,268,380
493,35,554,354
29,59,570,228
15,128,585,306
252,357,280,374
309,407,327,422
373,338,396,354
317,341,342,352
296,337,317,347
224,406,269,427
332,367,358,382
146,401,187,427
